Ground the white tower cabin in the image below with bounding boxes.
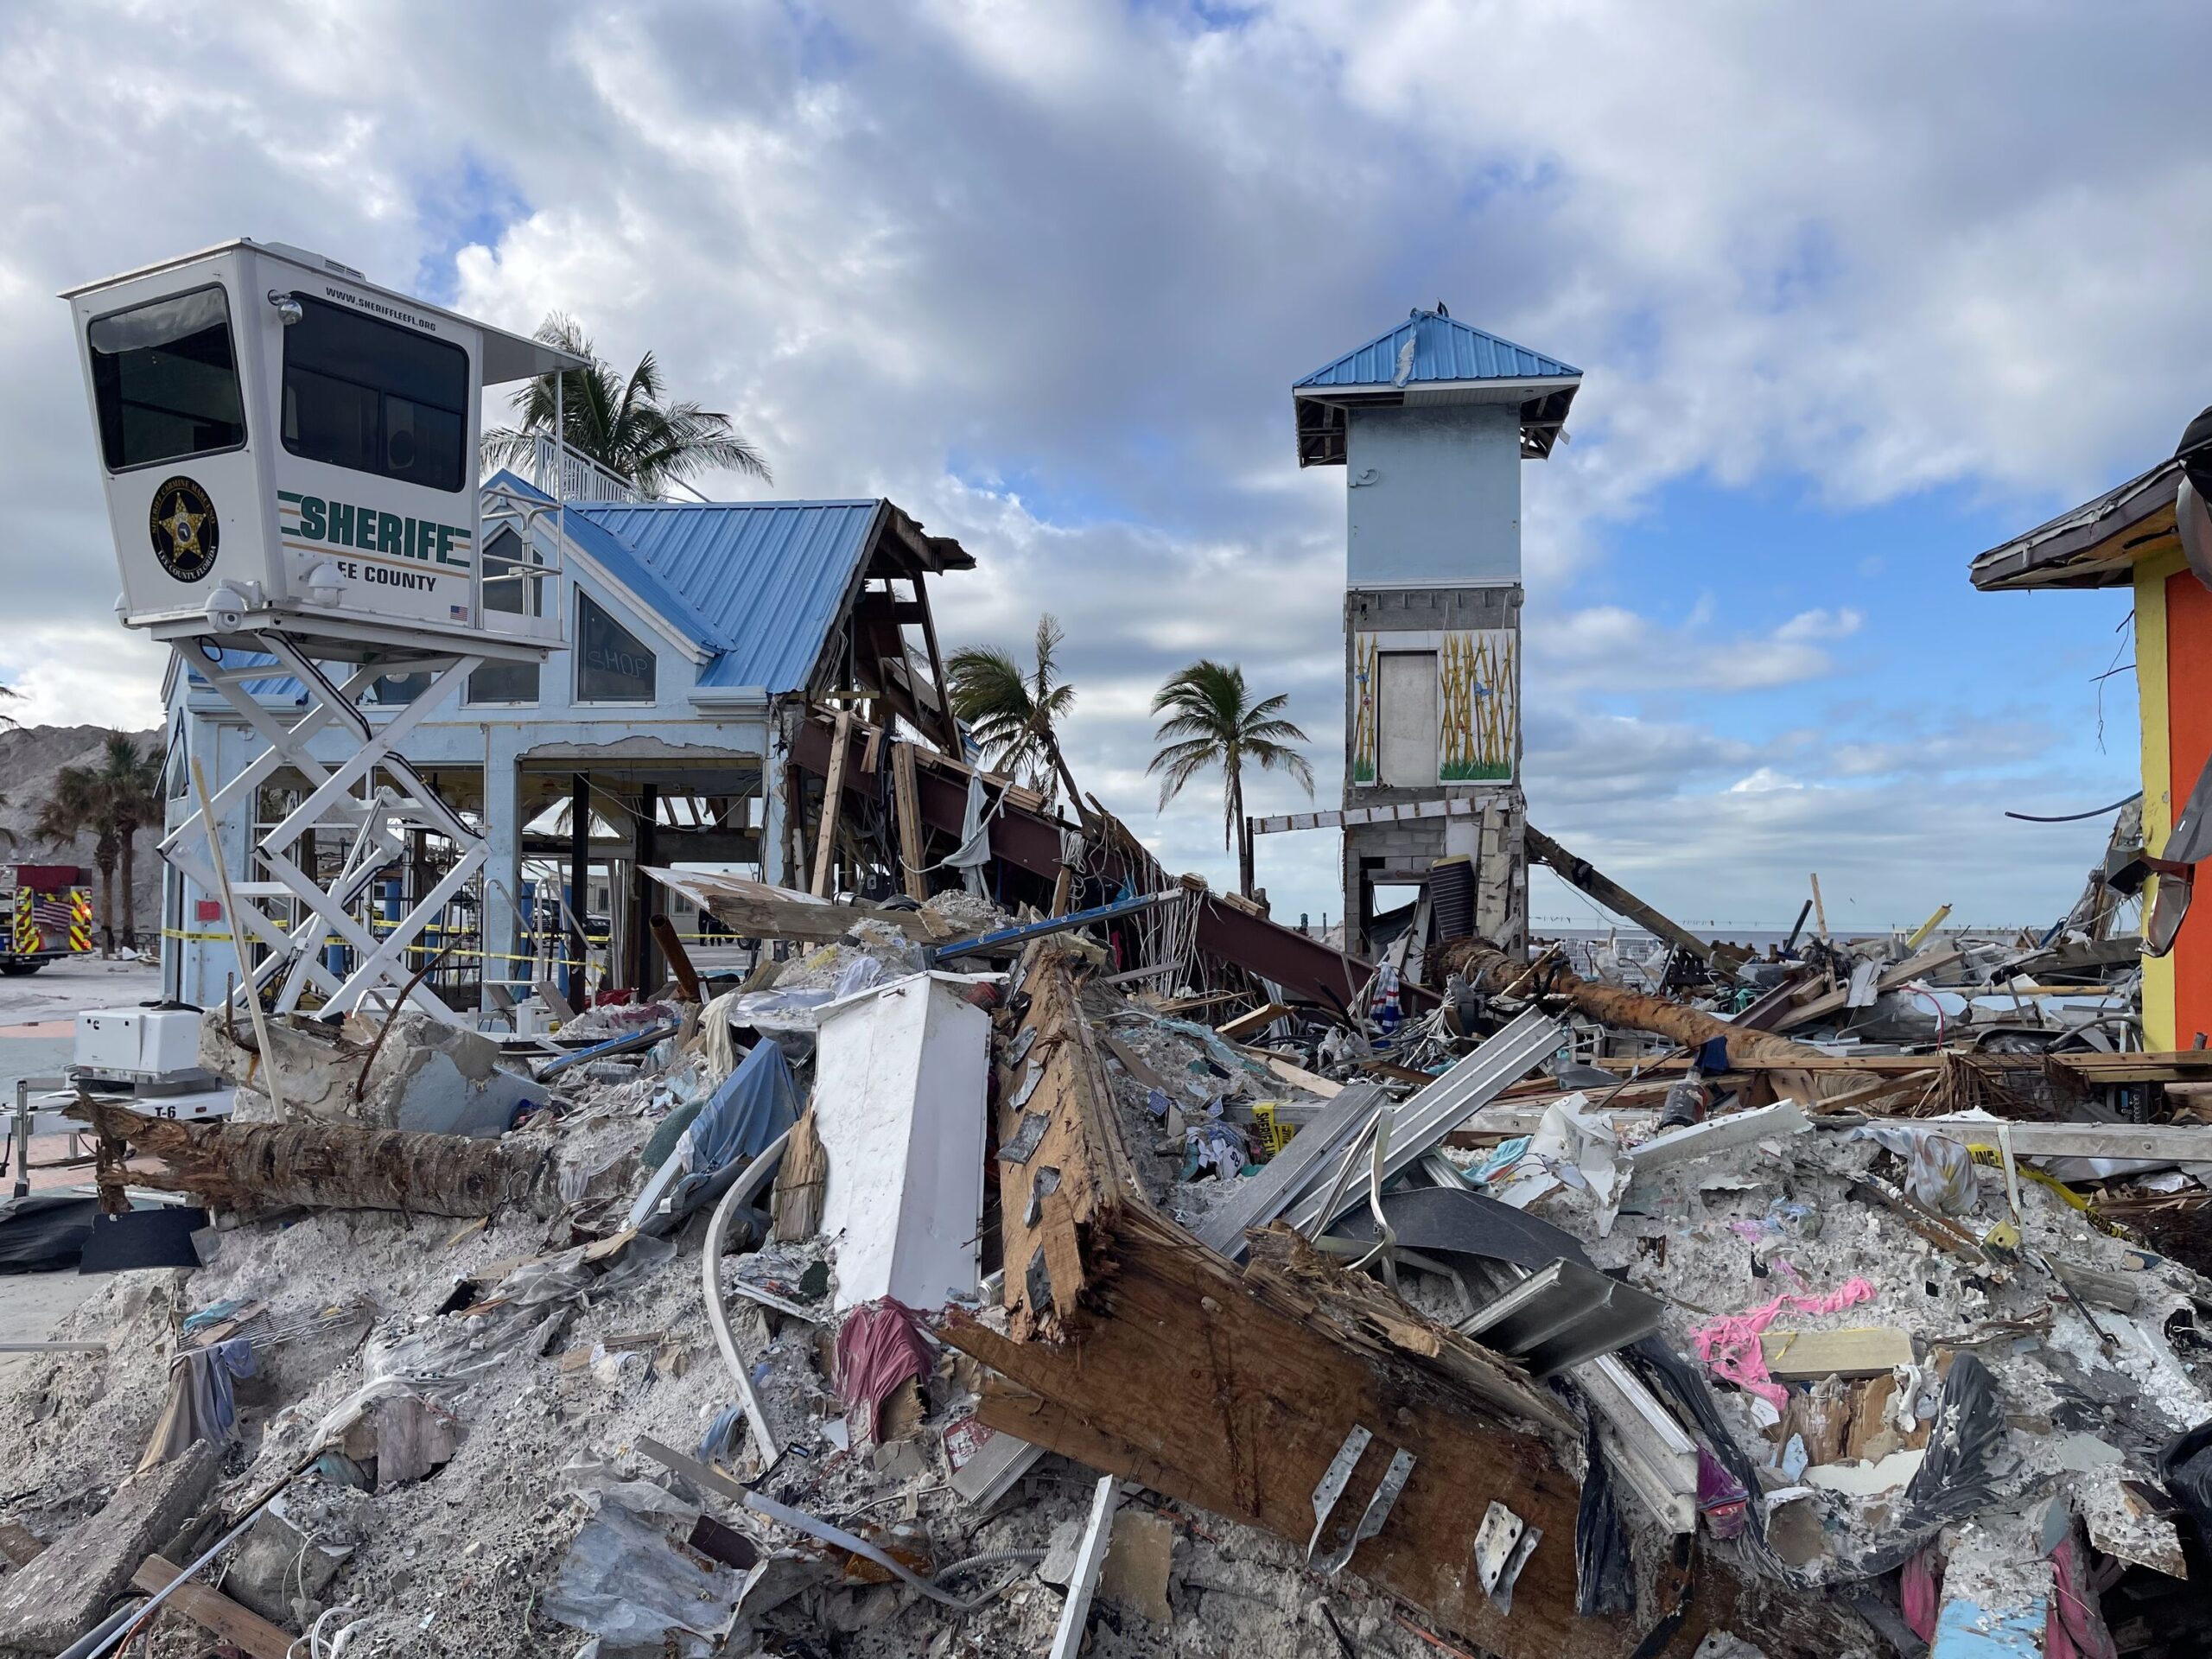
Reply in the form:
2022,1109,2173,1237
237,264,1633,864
1291,307,1580,963
63,239,588,1024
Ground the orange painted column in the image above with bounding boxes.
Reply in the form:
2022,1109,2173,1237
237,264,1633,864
2167,569,2212,1045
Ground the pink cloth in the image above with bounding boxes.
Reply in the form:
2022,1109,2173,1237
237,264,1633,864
834,1299,931,1442
2046,1536,2118,1659
1901,1545,1942,1642
1688,1278,1876,1408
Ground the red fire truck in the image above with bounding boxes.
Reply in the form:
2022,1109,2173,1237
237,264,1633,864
0,864,95,975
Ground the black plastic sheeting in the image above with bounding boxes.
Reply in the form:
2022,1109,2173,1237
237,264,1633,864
0,1192,99,1273
1574,1401,1637,1616
1343,1183,1598,1272
78,1205,207,1272
1840,1352,2006,1579
2158,1417,2212,1542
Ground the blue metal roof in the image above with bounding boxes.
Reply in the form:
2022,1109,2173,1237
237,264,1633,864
577,498,885,693
184,480,930,709
489,473,888,696
1291,308,1582,466
1295,308,1580,391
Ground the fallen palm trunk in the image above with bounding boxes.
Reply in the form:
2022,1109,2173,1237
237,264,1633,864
71,1100,564,1219
1433,937,1831,1068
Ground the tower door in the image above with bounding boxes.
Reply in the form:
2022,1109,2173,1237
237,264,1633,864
1376,652,1438,787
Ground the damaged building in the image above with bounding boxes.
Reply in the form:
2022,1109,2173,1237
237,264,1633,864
159,462,976,1014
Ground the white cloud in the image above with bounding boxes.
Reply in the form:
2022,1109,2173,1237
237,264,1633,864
0,625,169,732
0,1,2195,924
1728,766,1803,794
1529,602,1859,692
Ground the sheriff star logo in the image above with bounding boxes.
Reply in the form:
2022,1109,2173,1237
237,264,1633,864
148,475,219,582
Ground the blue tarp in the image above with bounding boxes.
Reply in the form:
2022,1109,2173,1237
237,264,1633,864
688,1039,800,1180
629,1039,802,1235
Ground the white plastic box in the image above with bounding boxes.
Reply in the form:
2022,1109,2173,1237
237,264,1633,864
811,972,992,1313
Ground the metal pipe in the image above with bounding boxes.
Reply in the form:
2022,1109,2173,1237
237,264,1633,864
702,1129,792,1468
54,1600,143,1659
12,1077,29,1198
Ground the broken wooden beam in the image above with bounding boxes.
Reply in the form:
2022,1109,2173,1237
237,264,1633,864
944,1198,1871,1656
1216,1001,1294,1044
647,913,704,1001
1772,944,1963,1033
132,1554,294,1659
645,867,952,944
995,944,1144,1339
1522,823,1727,966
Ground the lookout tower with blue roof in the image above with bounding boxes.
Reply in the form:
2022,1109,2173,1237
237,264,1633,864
1291,306,1580,959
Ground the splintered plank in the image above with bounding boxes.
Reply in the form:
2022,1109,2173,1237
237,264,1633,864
948,1203,1585,1649
995,944,1141,1338
132,1557,294,1659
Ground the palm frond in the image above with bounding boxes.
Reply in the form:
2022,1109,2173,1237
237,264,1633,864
1146,658,1313,845
498,315,770,493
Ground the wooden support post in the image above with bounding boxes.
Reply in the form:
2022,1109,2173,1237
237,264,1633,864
649,914,703,1001
910,573,964,757
1810,871,1829,941
783,761,809,897
628,784,658,995
811,710,854,898
567,772,590,1003
892,741,929,900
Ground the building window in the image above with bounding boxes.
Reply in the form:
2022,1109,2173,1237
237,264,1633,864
280,296,468,492
369,671,429,706
467,658,541,704
467,526,543,703
86,285,247,472
575,590,656,703
1376,652,1438,787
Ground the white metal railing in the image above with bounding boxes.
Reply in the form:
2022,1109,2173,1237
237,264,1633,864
523,433,640,504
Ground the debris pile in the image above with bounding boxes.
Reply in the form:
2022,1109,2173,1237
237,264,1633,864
6,770,2212,1658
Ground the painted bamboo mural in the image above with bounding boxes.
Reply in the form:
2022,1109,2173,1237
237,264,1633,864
1351,632,1379,784
1439,628,1516,781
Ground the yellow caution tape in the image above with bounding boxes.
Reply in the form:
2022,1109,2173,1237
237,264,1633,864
157,925,735,966
1965,1143,2091,1211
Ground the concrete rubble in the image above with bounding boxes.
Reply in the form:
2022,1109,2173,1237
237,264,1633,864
5,772,2212,1659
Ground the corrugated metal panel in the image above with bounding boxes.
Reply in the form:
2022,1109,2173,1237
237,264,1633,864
487,472,887,696
574,497,882,694
1294,310,1579,391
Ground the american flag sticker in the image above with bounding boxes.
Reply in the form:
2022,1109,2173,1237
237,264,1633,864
450,605,469,622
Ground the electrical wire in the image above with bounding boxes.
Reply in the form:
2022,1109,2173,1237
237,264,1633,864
2004,790,2142,823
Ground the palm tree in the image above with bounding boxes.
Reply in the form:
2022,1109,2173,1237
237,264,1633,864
1147,661,1314,899
946,615,1085,810
483,314,770,499
99,734,163,953
29,734,162,955
32,766,115,956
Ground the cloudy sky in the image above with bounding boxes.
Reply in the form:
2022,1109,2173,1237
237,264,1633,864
5,0,2199,931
